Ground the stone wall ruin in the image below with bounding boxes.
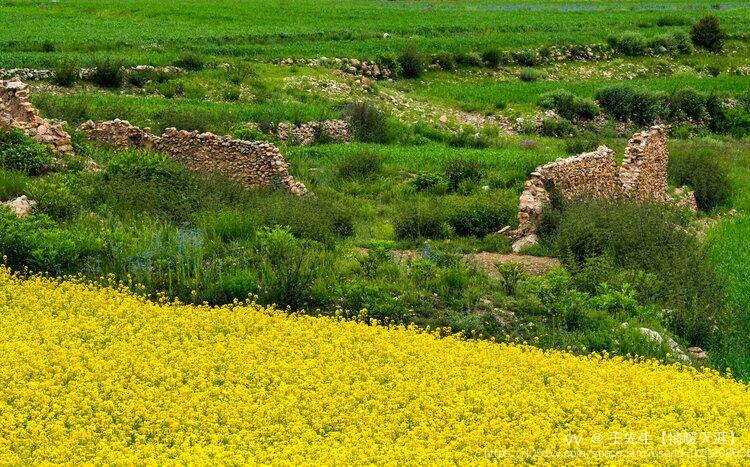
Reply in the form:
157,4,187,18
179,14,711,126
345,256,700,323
79,119,307,195
513,126,697,249
0,80,73,156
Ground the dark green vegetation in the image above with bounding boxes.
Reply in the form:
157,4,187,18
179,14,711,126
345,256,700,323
1,1,749,379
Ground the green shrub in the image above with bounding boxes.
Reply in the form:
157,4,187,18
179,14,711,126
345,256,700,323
27,173,87,220
512,50,538,66
607,32,648,56
444,158,485,191
539,117,577,137
88,59,124,88
398,45,426,78
174,53,205,71
671,31,694,54
691,15,726,52
254,227,319,310
564,132,600,154
40,40,55,53
648,34,677,54
445,192,517,237
393,202,452,241
669,152,730,211
0,129,54,175
51,60,79,87
343,101,389,143
337,152,382,179
670,88,706,121
481,48,503,68
630,88,665,125
411,172,447,193
433,52,456,71
539,90,599,121
550,199,727,346
455,52,484,67
518,68,542,82
375,53,401,76
0,210,102,275
596,84,635,121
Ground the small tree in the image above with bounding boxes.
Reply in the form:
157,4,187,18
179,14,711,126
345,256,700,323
691,15,726,52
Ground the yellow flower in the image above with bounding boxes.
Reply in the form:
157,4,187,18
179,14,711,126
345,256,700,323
0,266,748,464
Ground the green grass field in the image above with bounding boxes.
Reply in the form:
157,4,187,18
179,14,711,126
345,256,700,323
1,0,749,66
2,0,750,379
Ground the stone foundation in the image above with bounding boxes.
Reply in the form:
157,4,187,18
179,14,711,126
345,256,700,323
79,119,307,195
513,126,697,243
0,80,74,156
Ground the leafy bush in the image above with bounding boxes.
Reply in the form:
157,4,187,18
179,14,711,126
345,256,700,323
0,129,54,175
398,45,426,78
174,53,205,71
445,192,517,237
691,15,726,52
448,128,491,149
375,53,401,76
455,52,484,67
433,52,456,71
518,68,542,82
51,60,79,87
337,152,382,179
647,34,677,54
343,101,389,143
669,88,706,121
411,172,447,193
564,132,600,154
254,227,319,310
88,59,124,88
671,31,694,54
539,90,599,121
607,32,647,56
481,48,503,68
512,50,538,66
539,117,576,137
596,84,635,121
193,208,259,243
669,152,730,211
444,159,485,191
630,88,665,125
549,199,726,346
0,210,102,274
706,93,750,138
394,203,452,241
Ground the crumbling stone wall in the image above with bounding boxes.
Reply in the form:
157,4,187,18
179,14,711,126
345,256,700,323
79,119,307,195
276,119,351,146
0,80,73,155
514,126,696,242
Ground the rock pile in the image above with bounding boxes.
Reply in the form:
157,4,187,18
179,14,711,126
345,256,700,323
276,120,351,146
0,69,53,81
511,126,697,250
79,119,308,195
0,80,74,156
2,195,36,218
274,57,392,79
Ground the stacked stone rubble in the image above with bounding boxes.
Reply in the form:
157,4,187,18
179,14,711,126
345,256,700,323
276,120,351,146
0,80,73,155
514,126,697,241
78,120,307,195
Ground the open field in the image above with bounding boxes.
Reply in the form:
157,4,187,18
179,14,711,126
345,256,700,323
2,0,750,67
1,0,750,462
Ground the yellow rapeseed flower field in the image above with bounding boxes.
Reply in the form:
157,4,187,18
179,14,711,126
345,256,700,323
0,267,749,465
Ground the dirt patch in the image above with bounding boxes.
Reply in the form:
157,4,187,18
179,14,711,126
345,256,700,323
470,252,560,277
382,248,559,276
